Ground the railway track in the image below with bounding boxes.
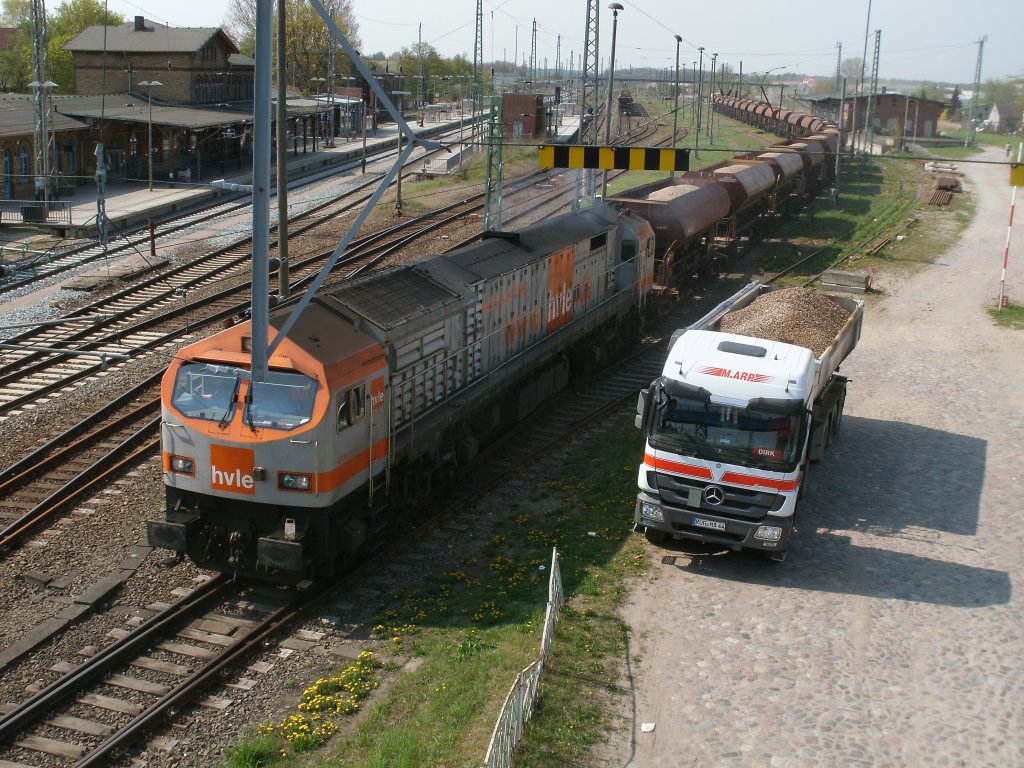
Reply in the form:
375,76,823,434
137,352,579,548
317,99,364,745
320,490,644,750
0,113,667,416
0,232,801,765
0,575,279,767
0,122,470,298
0,303,673,768
0,373,163,552
0,185,490,416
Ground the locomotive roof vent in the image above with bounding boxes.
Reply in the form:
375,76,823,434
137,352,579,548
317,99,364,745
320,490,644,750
482,230,521,244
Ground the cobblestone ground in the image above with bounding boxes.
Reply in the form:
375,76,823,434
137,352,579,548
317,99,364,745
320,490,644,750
613,149,1023,767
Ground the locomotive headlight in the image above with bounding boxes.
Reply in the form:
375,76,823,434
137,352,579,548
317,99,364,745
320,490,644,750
169,455,194,475
278,472,312,492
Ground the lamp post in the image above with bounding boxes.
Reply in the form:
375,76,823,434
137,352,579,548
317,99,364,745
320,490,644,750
902,95,911,152
361,94,368,172
913,99,919,147
709,53,717,144
310,77,325,151
691,61,696,127
695,48,704,158
671,34,681,178
391,89,412,211
602,1,623,198
138,80,162,191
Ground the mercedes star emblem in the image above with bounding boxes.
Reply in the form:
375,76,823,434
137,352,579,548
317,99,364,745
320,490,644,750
703,485,725,505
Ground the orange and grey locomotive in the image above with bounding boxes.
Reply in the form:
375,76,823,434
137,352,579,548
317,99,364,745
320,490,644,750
148,204,656,582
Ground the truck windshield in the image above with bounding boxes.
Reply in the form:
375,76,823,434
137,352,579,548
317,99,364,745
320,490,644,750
170,363,242,423
650,393,803,471
242,371,317,431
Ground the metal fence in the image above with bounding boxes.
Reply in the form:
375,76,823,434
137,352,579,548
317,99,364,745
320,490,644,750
421,144,476,176
0,200,72,225
481,547,564,768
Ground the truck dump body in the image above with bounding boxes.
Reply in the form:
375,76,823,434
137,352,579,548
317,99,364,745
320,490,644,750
690,283,862,403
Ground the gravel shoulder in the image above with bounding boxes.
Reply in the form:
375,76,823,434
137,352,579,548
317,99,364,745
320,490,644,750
610,149,1024,767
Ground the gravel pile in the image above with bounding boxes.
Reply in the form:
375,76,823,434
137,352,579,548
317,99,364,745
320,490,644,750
720,287,851,358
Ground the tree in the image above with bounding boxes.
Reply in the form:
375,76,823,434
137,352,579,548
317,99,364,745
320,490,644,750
47,0,124,93
840,57,863,86
0,0,122,92
224,0,255,56
980,77,1024,132
0,0,30,91
396,41,468,102
225,0,360,87
0,0,28,25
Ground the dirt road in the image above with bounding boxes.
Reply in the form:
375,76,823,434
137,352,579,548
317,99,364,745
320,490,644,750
610,149,1023,767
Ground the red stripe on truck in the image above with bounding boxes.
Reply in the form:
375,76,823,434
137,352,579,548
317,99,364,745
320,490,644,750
643,454,713,479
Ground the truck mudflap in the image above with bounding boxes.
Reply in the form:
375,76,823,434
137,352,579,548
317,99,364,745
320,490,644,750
635,492,792,554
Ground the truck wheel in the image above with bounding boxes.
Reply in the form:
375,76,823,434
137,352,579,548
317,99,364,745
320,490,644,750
644,527,669,545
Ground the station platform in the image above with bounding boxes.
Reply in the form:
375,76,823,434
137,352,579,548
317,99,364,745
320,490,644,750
0,116,473,250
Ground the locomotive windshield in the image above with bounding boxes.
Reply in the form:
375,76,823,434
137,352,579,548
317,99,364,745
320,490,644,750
170,364,317,431
649,388,805,472
243,370,317,431
170,363,241,423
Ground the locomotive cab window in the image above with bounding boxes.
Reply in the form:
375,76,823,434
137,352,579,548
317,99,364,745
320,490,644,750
337,384,366,430
171,362,242,423
243,370,317,431
620,239,637,262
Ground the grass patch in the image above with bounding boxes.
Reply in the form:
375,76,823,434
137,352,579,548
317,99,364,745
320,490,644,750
224,415,648,767
750,154,924,282
224,731,280,767
989,301,1024,329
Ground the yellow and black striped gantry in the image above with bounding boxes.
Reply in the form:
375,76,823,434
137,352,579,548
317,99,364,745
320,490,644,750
537,145,690,172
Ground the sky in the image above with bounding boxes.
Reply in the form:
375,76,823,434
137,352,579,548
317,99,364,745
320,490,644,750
97,0,1022,85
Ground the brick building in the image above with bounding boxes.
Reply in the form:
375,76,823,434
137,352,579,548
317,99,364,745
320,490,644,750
64,16,254,105
809,90,945,141
0,95,89,200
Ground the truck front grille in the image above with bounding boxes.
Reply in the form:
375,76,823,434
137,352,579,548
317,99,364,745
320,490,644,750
653,471,778,521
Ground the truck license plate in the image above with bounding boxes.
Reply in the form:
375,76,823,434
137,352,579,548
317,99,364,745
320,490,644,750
691,516,726,531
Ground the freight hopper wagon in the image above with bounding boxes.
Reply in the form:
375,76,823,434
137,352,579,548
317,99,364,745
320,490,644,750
608,179,731,299
150,205,656,583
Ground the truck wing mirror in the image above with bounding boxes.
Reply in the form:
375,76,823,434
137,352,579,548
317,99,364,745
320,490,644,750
635,388,649,429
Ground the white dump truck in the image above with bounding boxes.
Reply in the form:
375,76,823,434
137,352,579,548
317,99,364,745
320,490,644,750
634,282,864,560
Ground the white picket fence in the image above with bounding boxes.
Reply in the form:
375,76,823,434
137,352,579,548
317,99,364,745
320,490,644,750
481,547,564,768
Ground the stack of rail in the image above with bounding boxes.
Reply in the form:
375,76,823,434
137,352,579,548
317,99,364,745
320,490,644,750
929,175,961,206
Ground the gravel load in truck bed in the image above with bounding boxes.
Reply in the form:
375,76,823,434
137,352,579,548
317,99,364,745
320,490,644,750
720,287,852,358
